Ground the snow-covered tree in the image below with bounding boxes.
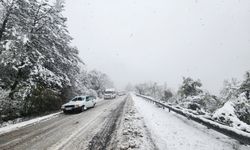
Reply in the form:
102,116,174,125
214,72,250,126
0,0,115,122
178,77,203,98
163,89,173,100
176,77,222,113
87,70,114,97
134,83,146,95
220,78,241,101
0,0,81,120
213,93,250,131
240,71,250,100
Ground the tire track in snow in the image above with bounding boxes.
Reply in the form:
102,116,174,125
88,98,126,150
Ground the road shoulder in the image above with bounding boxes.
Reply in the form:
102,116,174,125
132,94,250,150
108,94,158,150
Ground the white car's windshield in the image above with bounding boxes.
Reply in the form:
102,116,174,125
71,97,84,101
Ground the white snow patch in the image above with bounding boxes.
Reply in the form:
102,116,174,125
0,112,61,135
4,40,12,50
212,95,250,133
111,95,156,150
137,94,250,138
23,35,29,44
132,94,249,150
95,97,103,102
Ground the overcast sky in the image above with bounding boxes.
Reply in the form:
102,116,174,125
63,0,250,95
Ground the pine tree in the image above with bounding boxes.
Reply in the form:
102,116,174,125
178,77,203,98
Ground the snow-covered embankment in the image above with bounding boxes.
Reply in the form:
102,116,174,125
132,94,249,150
0,112,61,135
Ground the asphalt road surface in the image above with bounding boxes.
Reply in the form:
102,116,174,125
0,95,127,150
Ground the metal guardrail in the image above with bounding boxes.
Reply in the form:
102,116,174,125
136,94,250,145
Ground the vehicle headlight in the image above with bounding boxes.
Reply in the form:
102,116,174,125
75,104,80,108
61,105,65,109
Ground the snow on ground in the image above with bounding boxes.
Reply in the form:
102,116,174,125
0,112,61,135
137,94,250,139
132,94,249,150
95,97,103,102
0,97,102,135
110,95,157,150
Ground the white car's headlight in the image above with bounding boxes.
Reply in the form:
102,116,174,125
61,105,65,109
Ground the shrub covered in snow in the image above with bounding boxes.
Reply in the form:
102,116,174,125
188,93,221,113
212,93,250,132
20,84,62,116
176,77,222,114
0,88,13,122
217,72,250,126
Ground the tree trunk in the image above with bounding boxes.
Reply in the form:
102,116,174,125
0,13,9,42
8,68,22,99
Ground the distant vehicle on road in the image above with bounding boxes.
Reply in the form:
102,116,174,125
61,96,96,113
104,88,117,99
118,91,126,96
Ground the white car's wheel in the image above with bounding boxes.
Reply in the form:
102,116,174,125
82,105,87,111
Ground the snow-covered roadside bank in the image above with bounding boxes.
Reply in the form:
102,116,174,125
0,112,61,135
136,94,250,145
0,97,103,136
132,94,249,150
108,94,157,150
95,97,103,102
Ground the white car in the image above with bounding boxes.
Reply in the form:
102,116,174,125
61,96,96,113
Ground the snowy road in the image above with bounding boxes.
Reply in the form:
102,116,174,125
0,96,127,150
1,94,249,150
132,94,250,150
